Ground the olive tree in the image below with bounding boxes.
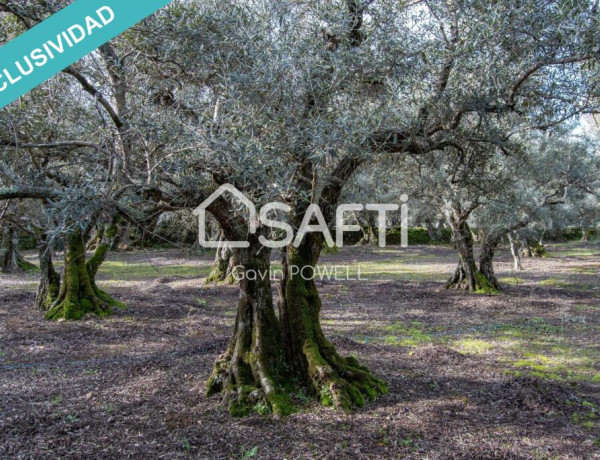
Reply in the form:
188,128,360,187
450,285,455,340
0,1,168,319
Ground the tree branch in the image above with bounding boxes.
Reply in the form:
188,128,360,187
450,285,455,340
0,186,63,201
63,67,123,129
508,55,592,106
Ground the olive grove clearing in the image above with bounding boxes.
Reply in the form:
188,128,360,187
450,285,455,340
0,0,599,454
1,243,599,457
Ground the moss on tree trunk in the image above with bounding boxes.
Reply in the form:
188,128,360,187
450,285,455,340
206,235,293,416
36,240,61,311
445,220,498,294
0,227,37,273
478,244,501,292
205,232,238,285
45,220,122,321
279,236,387,410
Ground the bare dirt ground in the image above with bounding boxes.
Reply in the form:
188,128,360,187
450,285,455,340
1,242,599,459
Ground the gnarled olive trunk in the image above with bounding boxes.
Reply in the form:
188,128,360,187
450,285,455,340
446,255,479,291
446,220,476,290
445,219,497,294
357,212,378,246
45,220,121,321
45,230,109,321
205,151,381,414
278,234,387,410
478,235,502,292
205,231,238,284
206,235,292,416
0,227,36,273
508,232,523,271
36,239,60,311
207,233,386,416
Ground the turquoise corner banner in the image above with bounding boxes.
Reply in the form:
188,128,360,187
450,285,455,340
0,0,173,109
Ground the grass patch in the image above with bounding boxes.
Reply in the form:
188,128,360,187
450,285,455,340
453,338,495,354
499,277,526,286
495,317,565,336
511,350,599,383
385,321,433,347
538,278,573,288
568,266,600,275
98,261,210,281
345,260,442,282
572,401,599,430
573,304,599,312
551,248,600,258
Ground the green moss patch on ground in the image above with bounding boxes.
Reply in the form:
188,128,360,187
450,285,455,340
98,260,211,281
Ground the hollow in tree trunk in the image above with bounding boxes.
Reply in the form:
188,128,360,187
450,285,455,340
45,220,122,321
0,227,37,273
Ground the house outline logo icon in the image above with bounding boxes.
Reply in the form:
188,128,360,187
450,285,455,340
193,184,257,248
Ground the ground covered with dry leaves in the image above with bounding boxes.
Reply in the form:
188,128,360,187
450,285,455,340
0,242,599,459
